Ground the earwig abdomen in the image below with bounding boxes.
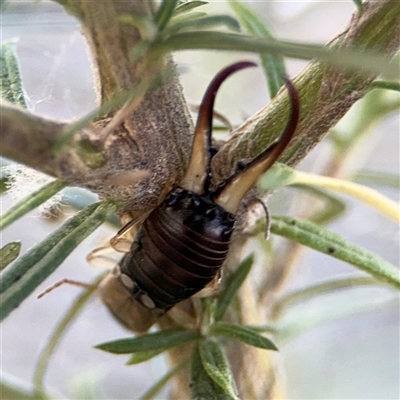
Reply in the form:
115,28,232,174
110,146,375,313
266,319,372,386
118,187,236,311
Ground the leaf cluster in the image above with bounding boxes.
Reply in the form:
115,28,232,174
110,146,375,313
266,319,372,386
95,256,277,399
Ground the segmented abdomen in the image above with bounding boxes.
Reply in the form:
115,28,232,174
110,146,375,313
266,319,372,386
119,188,236,310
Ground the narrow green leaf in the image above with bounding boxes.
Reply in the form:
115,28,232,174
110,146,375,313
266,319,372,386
139,359,188,400
0,380,35,400
272,276,391,318
33,275,102,395
0,40,27,108
0,202,115,322
368,80,400,92
190,345,235,400
352,0,364,14
95,328,200,354
292,184,347,225
63,187,121,228
0,241,21,271
215,254,254,321
351,170,400,188
198,340,239,399
277,297,398,343
258,162,297,190
0,180,66,230
0,176,9,194
126,348,166,365
211,322,278,351
153,32,397,77
242,324,277,334
270,216,400,289
173,1,207,16
166,15,240,35
155,0,179,31
119,14,158,41
0,373,51,400
229,0,286,98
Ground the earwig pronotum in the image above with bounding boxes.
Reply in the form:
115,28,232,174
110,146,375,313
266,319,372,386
96,61,300,332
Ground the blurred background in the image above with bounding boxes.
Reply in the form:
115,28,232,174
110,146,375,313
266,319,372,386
1,0,399,399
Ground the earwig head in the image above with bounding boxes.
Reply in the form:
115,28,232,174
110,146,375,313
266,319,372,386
180,61,257,194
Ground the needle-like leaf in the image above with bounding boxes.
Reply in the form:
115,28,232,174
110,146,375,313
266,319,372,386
0,241,21,271
271,216,400,290
210,322,278,351
198,340,239,399
96,329,199,354
0,202,115,321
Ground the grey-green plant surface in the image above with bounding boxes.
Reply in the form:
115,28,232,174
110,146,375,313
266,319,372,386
0,1,399,399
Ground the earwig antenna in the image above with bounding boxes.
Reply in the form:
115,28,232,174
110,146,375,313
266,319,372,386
212,79,300,214
180,61,257,195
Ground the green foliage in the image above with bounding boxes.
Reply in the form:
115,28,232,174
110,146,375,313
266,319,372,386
96,328,200,354
272,276,391,318
214,255,253,321
0,180,66,230
0,241,21,271
0,202,116,322
166,14,240,35
0,378,44,400
0,176,9,194
190,345,236,400
210,322,278,351
352,0,364,14
197,340,239,399
174,1,207,16
33,275,102,395
351,170,400,188
0,40,27,108
155,0,180,31
126,349,167,365
293,185,347,225
369,80,400,92
152,32,397,76
270,216,400,289
139,360,189,400
229,0,286,98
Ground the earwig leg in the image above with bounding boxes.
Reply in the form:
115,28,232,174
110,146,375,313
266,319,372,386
87,245,122,268
37,279,97,299
180,61,257,195
109,213,148,253
213,79,300,214
110,237,134,253
114,218,138,240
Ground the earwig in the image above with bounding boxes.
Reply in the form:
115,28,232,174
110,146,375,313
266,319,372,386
98,61,300,332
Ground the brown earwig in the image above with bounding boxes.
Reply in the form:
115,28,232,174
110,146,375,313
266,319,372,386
98,61,300,332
